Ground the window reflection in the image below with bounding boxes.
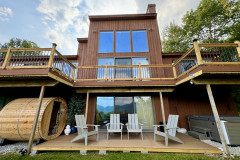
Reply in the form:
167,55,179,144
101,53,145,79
116,31,130,53
132,57,150,79
132,30,148,52
99,31,113,53
97,58,114,79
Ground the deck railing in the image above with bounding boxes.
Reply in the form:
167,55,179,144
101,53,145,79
0,44,77,80
0,49,7,67
172,40,240,78
0,41,240,82
75,64,174,81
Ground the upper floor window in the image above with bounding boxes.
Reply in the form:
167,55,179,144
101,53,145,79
98,30,148,53
99,31,113,53
132,30,148,52
116,31,130,53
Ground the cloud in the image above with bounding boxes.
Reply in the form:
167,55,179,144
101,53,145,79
36,0,200,55
0,7,13,21
37,0,138,55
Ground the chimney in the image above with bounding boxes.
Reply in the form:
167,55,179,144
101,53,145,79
146,4,156,14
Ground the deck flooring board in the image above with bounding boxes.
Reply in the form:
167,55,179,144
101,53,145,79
33,132,221,154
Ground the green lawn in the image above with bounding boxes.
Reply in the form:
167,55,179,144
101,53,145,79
0,152,239,160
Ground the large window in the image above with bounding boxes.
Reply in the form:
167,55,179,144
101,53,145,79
132,30,148,52
116,31,130,53
99,31,114,53
95,96,154,130
98,30,148,53
97,58,114,79
98,57,150,79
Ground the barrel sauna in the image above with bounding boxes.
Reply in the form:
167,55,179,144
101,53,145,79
0,97,67,141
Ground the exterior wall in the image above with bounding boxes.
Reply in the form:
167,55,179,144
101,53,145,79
168,85,238,130
77,17,165,79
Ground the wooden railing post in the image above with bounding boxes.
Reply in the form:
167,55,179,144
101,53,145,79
48,43,57,68
172,63,177,79
234,40,240,58
72,68,76,80
2,46,12,69
105,64,108,81
139,63,142,80
193,39,203,65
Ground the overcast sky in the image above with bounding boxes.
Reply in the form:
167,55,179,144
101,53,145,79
0,0,201,55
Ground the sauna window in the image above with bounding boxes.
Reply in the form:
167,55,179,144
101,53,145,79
99,31,114,53
48,101,61,136
116,31,131,53
132,30,148,52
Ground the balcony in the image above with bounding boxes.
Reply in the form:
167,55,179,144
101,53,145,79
0,41,240,87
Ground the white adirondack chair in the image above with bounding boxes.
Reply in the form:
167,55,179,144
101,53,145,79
106,114,123,140
71,115,99,146
126,114,143,140
153,115,183,146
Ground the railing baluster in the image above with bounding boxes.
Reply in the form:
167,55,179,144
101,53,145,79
105,64,108,81
139,63,142,81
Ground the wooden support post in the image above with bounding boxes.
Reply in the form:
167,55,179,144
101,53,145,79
26,86,45,155
48,43,57,68
85,92,89,121
172,63,177,79
234,40,240,58
2,46,12,69
206,84,230,156
105,64,108,81
193,39,203,65
72,68,76,80
159,92,166,128
139,63,142,80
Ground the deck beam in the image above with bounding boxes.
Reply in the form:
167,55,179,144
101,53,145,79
206,84,230,156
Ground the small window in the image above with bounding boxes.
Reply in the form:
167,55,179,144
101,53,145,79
132,30,148,52
99,31,113,53
116,31,130,53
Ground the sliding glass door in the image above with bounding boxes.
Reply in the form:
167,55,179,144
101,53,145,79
95,96,154,130
115,58,132,79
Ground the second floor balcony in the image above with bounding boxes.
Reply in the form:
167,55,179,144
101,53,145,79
0,41,240,87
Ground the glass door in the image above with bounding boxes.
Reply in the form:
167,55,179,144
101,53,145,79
95,97,114,129
115,97,134,124
115,58,132,78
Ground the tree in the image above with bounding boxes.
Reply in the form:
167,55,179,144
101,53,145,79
182,0,230,43
0,38,39,49
67,93,85,125
161,21,190,53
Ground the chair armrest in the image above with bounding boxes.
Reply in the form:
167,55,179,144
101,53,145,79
87,124,100,127
125,123,128,126
139,123,144,126
105,123,110,126
75,126,88,129
166,127,178,130
153,125,164,128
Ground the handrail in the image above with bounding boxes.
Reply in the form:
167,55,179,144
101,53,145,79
0,42,240,83
77,64,172,69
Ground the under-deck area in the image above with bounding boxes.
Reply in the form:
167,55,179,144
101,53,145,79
33,132,221,154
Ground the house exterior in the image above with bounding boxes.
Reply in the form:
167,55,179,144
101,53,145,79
0,4,239,138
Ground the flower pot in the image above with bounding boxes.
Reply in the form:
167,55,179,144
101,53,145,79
70,126,77,134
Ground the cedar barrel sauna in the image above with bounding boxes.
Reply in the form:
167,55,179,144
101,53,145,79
0,97,67,141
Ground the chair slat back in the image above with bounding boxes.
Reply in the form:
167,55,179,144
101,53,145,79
128,114,139,130
110,114,120,130
75,115,87,135
166,115,179,137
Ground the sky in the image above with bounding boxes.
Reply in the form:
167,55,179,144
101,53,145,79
0,0,201,55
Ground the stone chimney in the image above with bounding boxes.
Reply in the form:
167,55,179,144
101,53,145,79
146,4,156,14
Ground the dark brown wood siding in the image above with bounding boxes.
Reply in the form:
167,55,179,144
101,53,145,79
168,85,238,130
77,17,165,79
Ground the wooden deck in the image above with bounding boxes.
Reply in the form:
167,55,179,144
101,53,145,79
33,132,221,154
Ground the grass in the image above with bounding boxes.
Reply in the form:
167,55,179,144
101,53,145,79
0,152,240,160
